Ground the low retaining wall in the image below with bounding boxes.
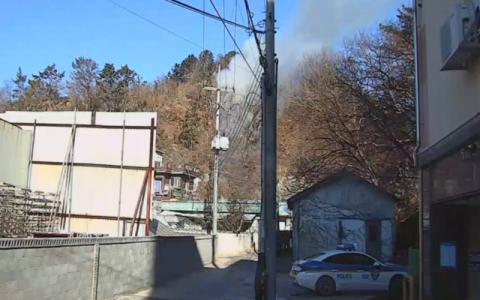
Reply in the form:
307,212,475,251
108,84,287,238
0,235,213,300
217,232,257,257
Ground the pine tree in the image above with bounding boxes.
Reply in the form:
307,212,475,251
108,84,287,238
178,104,200,150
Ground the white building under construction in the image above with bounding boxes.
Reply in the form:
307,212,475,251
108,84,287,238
0,111,157,237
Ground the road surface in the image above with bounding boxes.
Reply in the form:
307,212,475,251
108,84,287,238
111,254,383,300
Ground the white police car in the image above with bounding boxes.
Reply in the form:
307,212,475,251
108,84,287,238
289,244,408,297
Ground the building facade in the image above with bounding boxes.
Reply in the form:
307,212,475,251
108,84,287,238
153,158,201,201
0,111,157,237
287,170,396,262
415,0,480,299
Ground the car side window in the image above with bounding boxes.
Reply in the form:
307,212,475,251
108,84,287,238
351,254,376,266
323,254,353,265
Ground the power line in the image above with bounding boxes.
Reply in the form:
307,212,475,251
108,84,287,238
233,0,238,92
237,1,257,62
221,92,261,169
209,0,259,82
227,64,261,139
107,0,202,49
225,62,260,139
244,0,265,61
221,99,260,170
164,0,258,33
220,67,262,168
223,0,227,89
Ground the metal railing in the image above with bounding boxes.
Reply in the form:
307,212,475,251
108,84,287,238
0,234,211,249
154,162,200,176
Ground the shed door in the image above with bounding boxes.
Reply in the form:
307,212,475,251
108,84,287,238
365,219,381,260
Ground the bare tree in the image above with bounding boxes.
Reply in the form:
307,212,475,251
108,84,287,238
278,6,416,220
297,194,394,260
0,81,13,104
220,199,247,233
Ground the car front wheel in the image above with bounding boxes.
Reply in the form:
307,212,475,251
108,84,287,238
315,275,336,297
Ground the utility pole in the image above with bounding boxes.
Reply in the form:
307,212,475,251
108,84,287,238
264,0,277,299
255,74,267,300
213,81,220,239
204,66,233,263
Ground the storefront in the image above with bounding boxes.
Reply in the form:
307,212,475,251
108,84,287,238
420,139,480,300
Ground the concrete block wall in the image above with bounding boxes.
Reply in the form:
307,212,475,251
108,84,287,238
96,242,154,299
0,245,94,300
0,236,213,300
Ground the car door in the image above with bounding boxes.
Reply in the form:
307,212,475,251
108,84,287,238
350,253,383,290
323,253,357,290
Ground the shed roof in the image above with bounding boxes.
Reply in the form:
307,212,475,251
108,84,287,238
286,169,397,210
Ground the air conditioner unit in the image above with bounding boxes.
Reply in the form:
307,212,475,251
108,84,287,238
440,3,480,71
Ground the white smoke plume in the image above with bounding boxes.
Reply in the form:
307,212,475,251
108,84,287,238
217,0,406,97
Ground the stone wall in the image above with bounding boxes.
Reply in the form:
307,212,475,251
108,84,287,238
0,235,213,300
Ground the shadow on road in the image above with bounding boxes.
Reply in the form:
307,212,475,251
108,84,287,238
126,253,386,300
141,256,258,300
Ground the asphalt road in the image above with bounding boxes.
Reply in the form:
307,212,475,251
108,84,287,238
111,255,384,300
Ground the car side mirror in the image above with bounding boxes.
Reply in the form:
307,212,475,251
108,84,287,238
373,262,382,268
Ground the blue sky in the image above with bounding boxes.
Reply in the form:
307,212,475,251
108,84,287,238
0,0,408,84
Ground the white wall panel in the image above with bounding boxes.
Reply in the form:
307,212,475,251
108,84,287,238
32,127,72,162
74,128,122,166
0,111,91,124
70,218,119,237
74,128,151,167
95,112,157,126
31,164,149,218
0,119,31,188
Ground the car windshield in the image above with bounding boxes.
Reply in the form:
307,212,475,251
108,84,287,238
304,252,325,261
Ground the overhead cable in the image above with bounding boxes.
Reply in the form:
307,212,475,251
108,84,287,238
244,0,264,61
164,0,261,33
225,62,260,140
107,0,202,49
209,0,260,82
220,66,262,168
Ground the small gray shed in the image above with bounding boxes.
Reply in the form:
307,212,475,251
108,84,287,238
287,169,396,262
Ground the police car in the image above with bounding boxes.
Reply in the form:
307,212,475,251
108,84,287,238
289,244,408,297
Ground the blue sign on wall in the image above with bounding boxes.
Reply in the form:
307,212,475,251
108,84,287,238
440,241,456,269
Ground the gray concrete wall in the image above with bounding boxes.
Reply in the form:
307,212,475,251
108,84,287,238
0,235,213,300
0,119,31,188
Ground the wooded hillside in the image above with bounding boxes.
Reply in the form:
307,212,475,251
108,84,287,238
0,5,416,219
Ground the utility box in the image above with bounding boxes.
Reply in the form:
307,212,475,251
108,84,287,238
440,4,480,71
211,135,229,151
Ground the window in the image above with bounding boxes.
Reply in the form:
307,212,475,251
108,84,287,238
351,254,376,266
154,180,162,194
185,181,190,191
305,252,326,261
323,254,354,265
173,177,180,188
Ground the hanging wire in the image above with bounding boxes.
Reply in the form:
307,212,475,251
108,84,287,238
209,0,259,82
223,0,227,90
233,0,238,92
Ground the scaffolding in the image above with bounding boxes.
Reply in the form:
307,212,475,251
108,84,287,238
0,182,60,238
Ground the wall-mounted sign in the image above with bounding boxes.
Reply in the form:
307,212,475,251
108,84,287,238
440,241,456,269
469,250,480,271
